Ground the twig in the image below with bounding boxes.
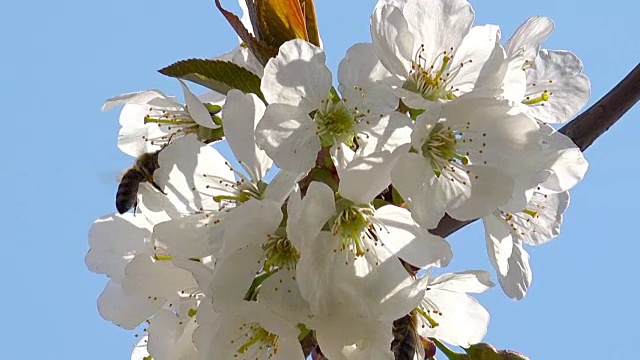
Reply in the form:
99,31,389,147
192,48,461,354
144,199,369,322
429,62,640,238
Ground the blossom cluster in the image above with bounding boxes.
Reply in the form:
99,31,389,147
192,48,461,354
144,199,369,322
87,0,589,359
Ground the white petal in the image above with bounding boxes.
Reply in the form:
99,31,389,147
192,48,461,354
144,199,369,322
337,146,408,205
472,38,526,100
117,104,169,157
231,46,265,77
263,170,305,206
429,270,494,293
223,89,272,181
137,188,182,223
86,213,152,281
288,181,336,249
517,191,570,246
525,49,590,124
449,24,501,95
296,232,342,315
255,103,320,174
131,336,150,360
147,309,197,359
358,112,412,155
97,280,162,329
122,256,197,299
538,123,588,192
403,0,474,67
370,4,414,80
261,39,331,111
152,213,220,258
419,289,489,347
179,79,218,128
338,42,398,115
446,96,546,192
505,16,554,61
208,244,265,311
391,153,444,229
483,213,513,277
172,258,215,295
497,241,532,300
315,314,395,360
257,268,311,326
197,89,226,105
102,89,167,111
339,42,396,85
334,238,425,321
219,199,282,255
155,135,235,213
447,164,514,221
374,205,452,268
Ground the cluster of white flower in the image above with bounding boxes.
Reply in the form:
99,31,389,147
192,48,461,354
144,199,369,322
87,0,589,358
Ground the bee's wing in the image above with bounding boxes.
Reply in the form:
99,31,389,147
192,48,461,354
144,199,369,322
97,170,127,185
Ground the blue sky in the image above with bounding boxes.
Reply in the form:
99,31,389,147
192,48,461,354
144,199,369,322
2,0,638,359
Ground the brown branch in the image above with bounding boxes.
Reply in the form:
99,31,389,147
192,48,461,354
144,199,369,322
429,62,640,238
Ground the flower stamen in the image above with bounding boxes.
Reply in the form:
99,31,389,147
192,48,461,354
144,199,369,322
262,231,300,271
330,199,376,257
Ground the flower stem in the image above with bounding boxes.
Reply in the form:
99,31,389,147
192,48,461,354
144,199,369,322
431,338,467,360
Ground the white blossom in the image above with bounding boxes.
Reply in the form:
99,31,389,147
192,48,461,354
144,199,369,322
289,182,451,319
103,81,223,157
371,0,499,108
417,270,493,347
255,39,398,175
391,95,549,229
503,16,590,123
483,191,570,299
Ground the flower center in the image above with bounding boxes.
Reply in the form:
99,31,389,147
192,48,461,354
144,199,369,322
205,162,267,210
497,208,539,236
421,122,469,177
143,103,222,144
417,292,443,329
314,97,357,148
523,80,553,107
403,45,471,102
330,199,376,257
233,322,280,357
262,230,300,271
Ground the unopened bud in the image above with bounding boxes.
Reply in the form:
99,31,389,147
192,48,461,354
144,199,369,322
465,343,530,360
422,337,437,359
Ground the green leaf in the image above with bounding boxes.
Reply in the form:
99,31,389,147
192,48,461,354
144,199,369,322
158,59,265,102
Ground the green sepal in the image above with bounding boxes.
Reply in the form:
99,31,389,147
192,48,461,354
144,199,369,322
408,106,426,120
198,125,224,144
372,198,390,209
391,186,404,206
243,268,279,301
297,323,311,341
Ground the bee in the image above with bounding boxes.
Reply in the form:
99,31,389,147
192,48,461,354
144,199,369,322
116,150,166,214
391,310,426,360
